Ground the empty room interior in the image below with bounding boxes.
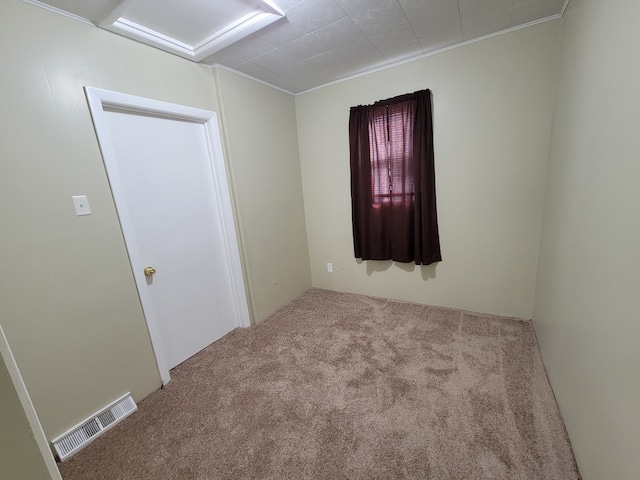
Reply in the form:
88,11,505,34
1,0,638,478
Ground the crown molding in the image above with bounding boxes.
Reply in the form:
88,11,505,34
21,0,95,26
98,1,285,62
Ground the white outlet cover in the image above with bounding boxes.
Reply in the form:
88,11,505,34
72,195,92,216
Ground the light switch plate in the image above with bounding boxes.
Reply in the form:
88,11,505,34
72,195,92,216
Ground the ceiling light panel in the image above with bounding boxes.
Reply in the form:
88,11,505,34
121,0,256,46
100,0,285,62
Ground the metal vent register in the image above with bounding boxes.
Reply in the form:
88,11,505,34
52,392,137,461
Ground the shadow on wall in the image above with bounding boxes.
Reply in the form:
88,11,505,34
359,259,438,281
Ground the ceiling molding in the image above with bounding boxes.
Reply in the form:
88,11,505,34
255,0,285,17
191,10,285,62
98,0,285,62
103,17,196,58
22,0,95,26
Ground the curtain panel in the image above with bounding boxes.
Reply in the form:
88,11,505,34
349,89,441,265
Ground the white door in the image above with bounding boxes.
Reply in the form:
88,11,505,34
85,87,250,382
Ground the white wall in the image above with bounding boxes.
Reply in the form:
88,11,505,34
0,0,183,439
0,0,216,440
533,0,640,478
295,20,561,319
0,0,311,444
214,68,312,323
0,326,62,480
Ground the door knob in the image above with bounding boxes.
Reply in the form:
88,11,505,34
144,266,156,277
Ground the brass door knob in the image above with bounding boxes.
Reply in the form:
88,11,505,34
144,266,156,277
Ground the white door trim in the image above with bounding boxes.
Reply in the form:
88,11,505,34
84,86,250,385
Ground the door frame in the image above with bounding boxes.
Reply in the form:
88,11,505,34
85,86,250,385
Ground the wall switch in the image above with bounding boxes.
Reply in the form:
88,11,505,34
327,263,333,273
72,195,92,216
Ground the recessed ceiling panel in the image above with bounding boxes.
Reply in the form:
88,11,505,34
100,0,285,61
121,0,261,46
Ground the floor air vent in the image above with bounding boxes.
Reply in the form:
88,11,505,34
52,392,137,461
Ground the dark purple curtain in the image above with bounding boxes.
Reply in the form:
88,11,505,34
349,89,441,265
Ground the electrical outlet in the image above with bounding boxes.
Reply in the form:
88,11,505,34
327,263,333,273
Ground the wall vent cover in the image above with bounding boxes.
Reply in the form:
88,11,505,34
51,392,137,461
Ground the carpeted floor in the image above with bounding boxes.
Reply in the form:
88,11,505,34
58,288,580,479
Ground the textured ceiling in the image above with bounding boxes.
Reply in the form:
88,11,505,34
25,0,568,94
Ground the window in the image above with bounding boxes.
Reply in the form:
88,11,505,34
349,89,441,265
370,102,415,206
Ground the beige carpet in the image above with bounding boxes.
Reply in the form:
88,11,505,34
59,288,580,479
